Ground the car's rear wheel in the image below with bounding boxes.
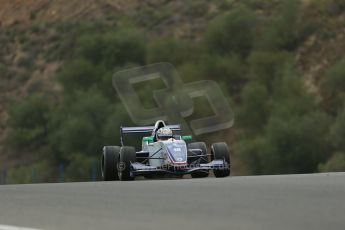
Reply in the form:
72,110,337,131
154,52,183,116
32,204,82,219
188,142,209,178
211,142,230,178
118,146,136,181
101,146,120,181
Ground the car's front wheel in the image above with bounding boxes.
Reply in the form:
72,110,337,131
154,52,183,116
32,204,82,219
118,146,136,181
188,142,209,178
211,142,230,178
101,146,120,181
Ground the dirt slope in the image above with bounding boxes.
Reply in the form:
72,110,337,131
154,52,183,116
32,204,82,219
0,0,137,26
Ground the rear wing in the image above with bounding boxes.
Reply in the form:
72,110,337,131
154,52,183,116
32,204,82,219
120,124,181,145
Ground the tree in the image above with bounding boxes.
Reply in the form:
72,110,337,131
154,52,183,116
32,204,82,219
248,51,291,89
257,0,303,51
48,89,114,160
320,58,345,115
8,95,51,148
259,112,330,174
329,105,345,152
77,28,147,68
318,152,345,172
238,62,331,174
204,5,256,57
237,81,269,131
57,58,106,94
147,38,198,65
199,54,247,92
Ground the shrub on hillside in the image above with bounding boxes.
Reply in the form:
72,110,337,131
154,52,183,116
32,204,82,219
8,95,51,149
257,0,306,51
270,63,316,118
147,38,198,65
237,81,269,131
248,51,291,89
259,112,330,174
0,63,6,75
77,28,147,68
7,161,51,184
199,54,247,90
329,105,345,152
318,152,345,172
310,0,345,16
320,58,345,114
48,90,114,160
204,5,256,57
238,62,331,174
236,137,265,175
64,154,97,182
57,58,106,94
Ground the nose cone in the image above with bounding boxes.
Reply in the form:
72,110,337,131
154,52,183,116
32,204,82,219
164,140,188,166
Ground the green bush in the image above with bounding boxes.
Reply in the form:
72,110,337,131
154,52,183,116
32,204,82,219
238,81,269,131
77,28,147,68
8,95,51,148
147,38,198,65
329,105,345,151
64,154,97,182
318,152,345,172
0,63,5,72
47,88,132,161
7,161,51,184
176,63,202,83
257,0,304,50
248,51,291,89
199,54,247,91
243,0,277,10
48,89,114,160
270,63,316,118
101,103,132,145
320,58,345,114
239,111,330,175
204,5,256,57
311,0,345,16
184,0,209,17
237,137,265,174
327,0,345,15
259,112,330,174
238,62,331,174
57,58,106,94
136,5,172,28
16,54,34,70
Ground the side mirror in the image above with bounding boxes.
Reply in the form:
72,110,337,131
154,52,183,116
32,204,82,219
143,136,154,142
182,135,192,141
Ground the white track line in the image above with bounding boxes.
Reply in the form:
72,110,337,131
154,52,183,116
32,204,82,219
0,225,43,230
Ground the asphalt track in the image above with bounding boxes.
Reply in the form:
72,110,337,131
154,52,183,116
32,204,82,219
0,173,344,230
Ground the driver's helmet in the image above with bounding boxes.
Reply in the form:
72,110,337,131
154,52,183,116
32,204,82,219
156,127,173,141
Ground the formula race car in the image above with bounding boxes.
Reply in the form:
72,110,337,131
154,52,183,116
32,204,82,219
101,120,230,181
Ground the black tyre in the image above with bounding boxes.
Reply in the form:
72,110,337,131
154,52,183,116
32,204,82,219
211,142,230,178
101,146,120,181
118,146,136,181
188,142,209,178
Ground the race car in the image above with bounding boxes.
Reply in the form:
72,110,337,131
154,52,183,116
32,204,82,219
101,120,230,181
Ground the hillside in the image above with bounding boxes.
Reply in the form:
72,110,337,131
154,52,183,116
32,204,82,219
1,0,345,182
0,0,217,162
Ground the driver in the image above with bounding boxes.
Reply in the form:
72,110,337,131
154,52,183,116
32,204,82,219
156,127,173,141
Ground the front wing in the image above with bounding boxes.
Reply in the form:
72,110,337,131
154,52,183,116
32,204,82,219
130,160,229,176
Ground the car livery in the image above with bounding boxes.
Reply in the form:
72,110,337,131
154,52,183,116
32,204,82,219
101,120,231,181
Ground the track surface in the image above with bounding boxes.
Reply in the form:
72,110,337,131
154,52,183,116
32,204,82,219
0,173,344,230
